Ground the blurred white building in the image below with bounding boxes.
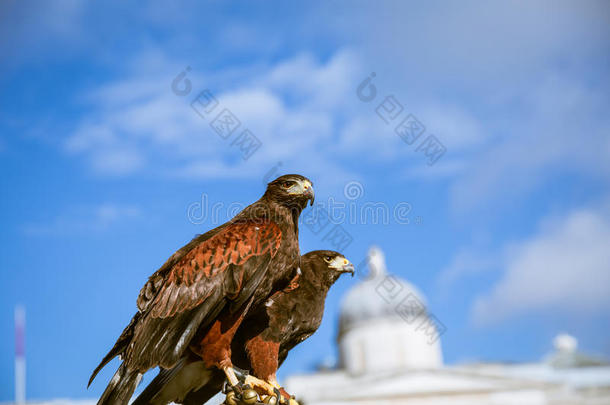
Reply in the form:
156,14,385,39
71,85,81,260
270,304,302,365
285,246,610,405
338,247,442,374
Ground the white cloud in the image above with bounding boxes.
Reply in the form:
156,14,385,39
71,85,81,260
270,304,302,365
337,116,397,159
417,104,488,152
471,205,610,326
449,74,610,213
347,1,610,211
437,247,496,292
5,0,85,39
360,1,610,87
403,160,467,180
51,2,609,208
22,204,140,236
63,48,373,186
263,50,359,110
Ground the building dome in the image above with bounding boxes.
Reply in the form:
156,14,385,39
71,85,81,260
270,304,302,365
337,246,443,375
545,333,607,368
339,247,427,336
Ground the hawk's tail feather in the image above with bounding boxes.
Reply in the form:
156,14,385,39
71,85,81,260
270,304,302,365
131,359,186,405
181,369,225,405
89,312,141,387
97,362,141,405
132,358,216,405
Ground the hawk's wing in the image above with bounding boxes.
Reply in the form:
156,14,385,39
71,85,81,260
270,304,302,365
124,219,282,371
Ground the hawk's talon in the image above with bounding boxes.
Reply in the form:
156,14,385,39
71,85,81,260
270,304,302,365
272,387,283,405
233,366,251,384
222,370,298,405
222,380,234,394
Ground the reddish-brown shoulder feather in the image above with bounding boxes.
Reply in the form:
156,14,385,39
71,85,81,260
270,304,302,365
140,220,282,319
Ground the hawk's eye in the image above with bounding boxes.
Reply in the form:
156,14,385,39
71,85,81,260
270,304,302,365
324,256,332,263
282,181,294,188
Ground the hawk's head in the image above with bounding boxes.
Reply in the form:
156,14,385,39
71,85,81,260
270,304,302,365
265,174,314,209
302,250,354,286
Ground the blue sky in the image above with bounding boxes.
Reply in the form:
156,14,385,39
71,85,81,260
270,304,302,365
1,0,609,401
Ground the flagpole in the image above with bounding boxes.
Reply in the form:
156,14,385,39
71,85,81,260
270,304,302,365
15,306,26,405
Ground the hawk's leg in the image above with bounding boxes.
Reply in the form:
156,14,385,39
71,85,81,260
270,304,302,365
191,306,251,391
223,366,240,387
245,336,299,404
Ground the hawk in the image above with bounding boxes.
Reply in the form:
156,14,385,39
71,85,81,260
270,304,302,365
88,175,314,405
132,250,354,404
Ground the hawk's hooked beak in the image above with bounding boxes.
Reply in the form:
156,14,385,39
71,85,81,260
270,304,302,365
293,179,314,206
330,256,355,277
305,184,315,206
342,261,355,277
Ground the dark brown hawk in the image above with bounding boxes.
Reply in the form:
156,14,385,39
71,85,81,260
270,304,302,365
132,250,354,405
88,175,314,405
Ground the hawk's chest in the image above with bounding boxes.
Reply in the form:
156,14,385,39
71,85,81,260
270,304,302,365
275,226,300,269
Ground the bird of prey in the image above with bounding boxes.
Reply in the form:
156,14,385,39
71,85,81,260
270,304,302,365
132,250,354,405
88,174,314,405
